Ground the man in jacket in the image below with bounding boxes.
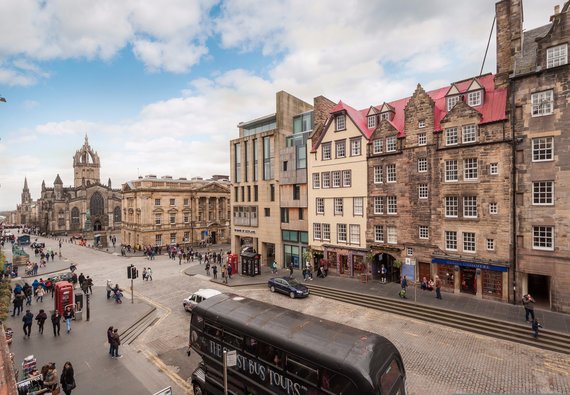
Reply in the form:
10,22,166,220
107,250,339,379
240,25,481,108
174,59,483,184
522,294,535,322
22,310,34,337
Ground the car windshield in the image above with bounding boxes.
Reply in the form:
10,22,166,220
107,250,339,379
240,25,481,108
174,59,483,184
287,279,301,286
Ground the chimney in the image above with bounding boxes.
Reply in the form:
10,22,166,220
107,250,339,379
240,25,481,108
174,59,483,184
551,5,561,21
495,0,523,88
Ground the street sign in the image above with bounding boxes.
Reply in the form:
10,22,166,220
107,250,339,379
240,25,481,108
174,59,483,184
153,387,172,395
226,350,237,367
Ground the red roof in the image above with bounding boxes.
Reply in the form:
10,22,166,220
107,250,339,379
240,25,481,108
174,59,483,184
313,74,507,151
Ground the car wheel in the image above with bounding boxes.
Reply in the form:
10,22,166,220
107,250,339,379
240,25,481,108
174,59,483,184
270,286,276,293
289,291,295,299
193,383,204,395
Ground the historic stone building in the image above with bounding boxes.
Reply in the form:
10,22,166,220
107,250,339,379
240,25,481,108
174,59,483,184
121,175,230,248
36,136,122,237
14,178,37,227
497,0,570,312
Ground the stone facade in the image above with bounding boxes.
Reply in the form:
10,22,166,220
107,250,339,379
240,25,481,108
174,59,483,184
121,176,230,248
14,178,37,227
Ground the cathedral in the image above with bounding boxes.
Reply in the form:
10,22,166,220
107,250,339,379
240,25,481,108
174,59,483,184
33,136,122,236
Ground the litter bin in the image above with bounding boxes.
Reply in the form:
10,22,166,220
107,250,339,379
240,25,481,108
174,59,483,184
75,293,83,311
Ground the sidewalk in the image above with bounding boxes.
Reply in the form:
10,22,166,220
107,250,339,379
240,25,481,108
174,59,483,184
184,263,570,334
2,243,75,280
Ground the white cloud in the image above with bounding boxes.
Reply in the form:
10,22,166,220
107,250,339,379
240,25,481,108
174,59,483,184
36,120,98,136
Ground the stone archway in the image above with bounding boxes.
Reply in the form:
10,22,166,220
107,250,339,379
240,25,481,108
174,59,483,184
371,252,399,282
93,220,102,231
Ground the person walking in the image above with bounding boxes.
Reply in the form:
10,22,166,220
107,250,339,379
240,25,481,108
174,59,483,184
212,265,218,280
35,309,47,334
106,280,113,300
380,264,387,283
35,285,45,303
111,328,122,358
399,276,408,299
42,362,58,392
227,264,233,280
522,294,535,322
147,267,152,281
63,305,74,334
288,262,294,279
86,276,93,294
435,275,442,300
78,273,85,289
22,309,34,338
107,326,115,356
222,265,227,284
60,361,76,395
142,268,148,281
531,318,542,339
51,310,61,336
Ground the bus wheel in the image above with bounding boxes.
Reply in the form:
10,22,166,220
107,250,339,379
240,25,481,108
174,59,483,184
289,291,295,299
270,286,276,293
193,383,204,395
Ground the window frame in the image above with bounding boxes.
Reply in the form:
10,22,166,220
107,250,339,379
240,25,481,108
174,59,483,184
445,127,458,146
445,231,458,251
313,223,322,240
386,136,397,152
335,114,346,131
374,225,384,243
335,140,346,159
532,226,554,251
531,90,554,117
487,239,495,251
334,197,343,215
546,44,568,69
489,163,499,175
418,132,427,146
337,224,347,243
417,158,428,173
463,232,476,253
532,137,554,162
373,166,383,184
373,196,383,215
463,196,478,218
316,198,325,215
350,138,362,156
332,171,341,188
532,181,554,205
418,184,428,199
312,173,320,189
447,95,461,111
322,143,332,160
462,124,477,143
467,91,482,107
419,225,429,240
367,115,377,129
387,196,397,215
342,170,352,187
353,197,363,216
464,158,478,180
386,164,396,183
489,202,498,215
445,160,458,182
373,139,383,154
445,196,459,218
387,226,397,244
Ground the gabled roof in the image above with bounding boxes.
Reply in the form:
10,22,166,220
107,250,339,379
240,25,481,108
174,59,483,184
466,79,483,92
366,106,378,116
379,102,395,113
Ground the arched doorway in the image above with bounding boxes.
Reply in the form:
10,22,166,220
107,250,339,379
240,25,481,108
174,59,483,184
93,220,102,231
371,252,400,283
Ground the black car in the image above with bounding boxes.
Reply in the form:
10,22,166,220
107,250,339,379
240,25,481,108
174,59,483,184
31,242,46,249
268,276,309,299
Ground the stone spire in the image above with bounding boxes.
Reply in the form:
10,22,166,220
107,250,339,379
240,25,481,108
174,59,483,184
23,177,29,191
54,174,63,185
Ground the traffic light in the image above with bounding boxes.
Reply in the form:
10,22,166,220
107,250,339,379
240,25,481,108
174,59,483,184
127,265,138,279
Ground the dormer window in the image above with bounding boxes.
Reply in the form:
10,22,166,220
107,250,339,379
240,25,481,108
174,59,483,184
418,120,426,128
367,116,377,129
447,95,461,111
467,91,482,107
380,112,392,121
335,114,346,131
547,44,568,68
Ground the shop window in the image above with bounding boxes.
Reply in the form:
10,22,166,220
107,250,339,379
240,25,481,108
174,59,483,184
437,265,455,288
482,270,502,298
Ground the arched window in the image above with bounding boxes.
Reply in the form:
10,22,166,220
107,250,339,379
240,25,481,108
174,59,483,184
90,192,104,216
113,206,121,222
71,207,80,224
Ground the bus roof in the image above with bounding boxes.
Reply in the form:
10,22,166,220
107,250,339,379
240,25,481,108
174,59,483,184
194,293,400,383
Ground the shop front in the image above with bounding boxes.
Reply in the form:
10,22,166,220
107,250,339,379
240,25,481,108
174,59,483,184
323,246,367,278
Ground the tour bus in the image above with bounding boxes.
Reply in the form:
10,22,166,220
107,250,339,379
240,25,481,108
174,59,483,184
189,293,407,395
17,234,31,245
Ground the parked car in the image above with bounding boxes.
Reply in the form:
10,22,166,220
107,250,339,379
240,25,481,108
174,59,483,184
183,289,222,312
268,276,309,299
31,242,46,249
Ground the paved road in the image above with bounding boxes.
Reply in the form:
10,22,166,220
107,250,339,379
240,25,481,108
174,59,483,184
6,236,570,394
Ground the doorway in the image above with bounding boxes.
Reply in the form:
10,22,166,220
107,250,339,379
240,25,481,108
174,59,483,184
418,262,431,282
372,253,398,283
93,220,102,231
210,231,217,245
460,268,476,294
528,274,550,307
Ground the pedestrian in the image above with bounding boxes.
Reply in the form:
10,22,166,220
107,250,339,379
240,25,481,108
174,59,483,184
63,305,74,334
78,273,85,288
113,284,123,304
111,328,122,358
71,273,78,288
399,276,408,299
380,264,387,283
51,310,61,336
36,309,47,334
435,275,442,300
522,294,535,322
531,318,542,339
12,292,24,316
60,361,76,395
42,362,58,392
142,268,148,281
222,265,227,284
271,260,277,274
147,267,152,281
86,276,93,294
212,265,218,279
288,262,294,278
107,326,114,356
106,280,113,300
205,262,210,276
227,264,233,279
22,309,34,338
35,285,45,303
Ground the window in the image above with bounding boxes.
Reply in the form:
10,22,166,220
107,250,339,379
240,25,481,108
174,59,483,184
490,163,498,175
386,136,397,152
380,112,390,121
374,196,383,214
445,196,458,217
299,208,304,220
264,208,270,217
533,181,554,205
312,173,320,189
419,225,429,239
332,171,341,188
155,214,161,225
418,158,427,172
462,124,477,143
350,138,361,156
387,226,397,244
293,184,301,200
270,184,275,201
531,90,553,117
547,44,567,68
445,160,458,182
445,231,457,250
170,233,177,244
533,226,554,250
184,232,189,242
155,199,161,206
184,214,189,223
418,184,428,199
282,161,288,171
407,247,413,256
254,185,258,201
170,198,175,206
155,234,162,246
353,197,363,216
373,166,383,184
374,225,384,242
418,132,427,145
463,196,478,218
316,198,324,214
336,114,346,131
337,224,347,243
418,120,426,129
387,164,396,182
464,158,478,180
342,170,351,187
322,143,332,160
463,232,476,252
467,91,482,107
368,115,377,128
322,224,330,241
313,223,321,240
281,208,289,223
445,127,458,146
387,196,397,214
335,140,346,158
532,137,554,161
349,225,360,244
447,95,461,111
322,172,331,188
489,202,498,214
373,139,383,154
263,136,272,180
184,198,189,206
334,198,343,215
487,239,495,251
170,214,176,224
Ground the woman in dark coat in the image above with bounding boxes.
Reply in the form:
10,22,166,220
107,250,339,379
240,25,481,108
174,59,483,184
60,361,76,395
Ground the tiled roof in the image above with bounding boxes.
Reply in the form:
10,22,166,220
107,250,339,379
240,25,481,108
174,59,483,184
513,24,552,76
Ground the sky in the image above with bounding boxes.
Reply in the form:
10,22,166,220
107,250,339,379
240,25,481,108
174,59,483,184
0,0,558,212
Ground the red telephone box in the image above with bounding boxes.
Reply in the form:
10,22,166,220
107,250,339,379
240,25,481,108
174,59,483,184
55,281,74,315
227,253,238,275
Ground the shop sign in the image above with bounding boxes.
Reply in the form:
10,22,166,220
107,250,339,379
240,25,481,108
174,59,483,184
431,258,508,272
234,228,256,234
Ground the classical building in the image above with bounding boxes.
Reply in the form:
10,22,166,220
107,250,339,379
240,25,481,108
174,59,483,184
121,175,230,247
230,91,313,268
36,136,122,237
498,0,570,312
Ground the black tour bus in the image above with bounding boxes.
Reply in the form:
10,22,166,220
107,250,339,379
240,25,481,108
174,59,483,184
189,293,407,395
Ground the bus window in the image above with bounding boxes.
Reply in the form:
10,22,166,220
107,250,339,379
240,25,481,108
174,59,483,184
204,323,223,340
244,336,258,355
379,359,402,394
285,355,318,385
322,370,358,394
258,341,284,369
223,330,243,349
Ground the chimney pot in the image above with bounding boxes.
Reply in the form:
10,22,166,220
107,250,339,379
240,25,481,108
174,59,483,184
555,5,560,14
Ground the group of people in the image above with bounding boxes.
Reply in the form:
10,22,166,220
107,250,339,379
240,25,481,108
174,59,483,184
107,326,123,358
106,280,124,304
400,275,442,299
19,305,75,338
142,267,153,281
32,361,76,395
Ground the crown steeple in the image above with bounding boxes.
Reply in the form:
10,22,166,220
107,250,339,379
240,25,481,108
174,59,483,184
73,134,100,187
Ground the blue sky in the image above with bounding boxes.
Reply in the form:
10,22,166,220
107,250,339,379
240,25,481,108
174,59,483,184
0,0,556,211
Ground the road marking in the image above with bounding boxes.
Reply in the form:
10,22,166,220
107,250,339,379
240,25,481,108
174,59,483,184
142,349,193,393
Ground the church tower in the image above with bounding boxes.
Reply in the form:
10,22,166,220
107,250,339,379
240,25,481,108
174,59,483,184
73,134,101,187
21,177,31,205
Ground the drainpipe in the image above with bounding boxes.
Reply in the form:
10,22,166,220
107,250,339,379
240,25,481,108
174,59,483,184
510,77,518,305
